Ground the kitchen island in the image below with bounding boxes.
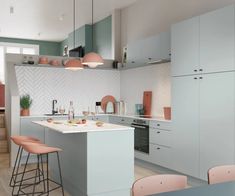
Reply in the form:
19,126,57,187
33,120,134,196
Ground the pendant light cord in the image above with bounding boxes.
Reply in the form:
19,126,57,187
73,0,76,49
91,0,94,51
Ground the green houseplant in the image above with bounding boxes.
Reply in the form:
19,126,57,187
20,94,32,116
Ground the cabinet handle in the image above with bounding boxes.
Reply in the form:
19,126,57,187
157,124,160,127
194,69,197,72
157,131,161,134
156,147,161,150
148,58,152,61
121,119,124,122
199,69,203,72
199,77,203,79
194,77,198,80
131,61,135,64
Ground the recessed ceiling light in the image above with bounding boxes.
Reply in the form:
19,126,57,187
59,14,65,21
10,6,14,14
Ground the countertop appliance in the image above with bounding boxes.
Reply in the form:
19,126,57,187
106,101,114,114
131,119,149,154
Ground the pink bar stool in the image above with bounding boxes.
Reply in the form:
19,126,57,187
10,136,42,189
17,142,65,196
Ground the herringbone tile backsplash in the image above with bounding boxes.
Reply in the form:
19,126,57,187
15,66,120,115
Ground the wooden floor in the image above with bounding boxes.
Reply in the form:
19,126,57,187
0,153,160,196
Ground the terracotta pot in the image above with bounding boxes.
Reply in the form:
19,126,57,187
163,107,171,120
21,109,30,116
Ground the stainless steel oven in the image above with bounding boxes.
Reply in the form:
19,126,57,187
131,119,149,154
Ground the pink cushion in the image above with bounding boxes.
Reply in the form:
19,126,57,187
208,165,235,184
132,175,187,196
21,142,62,154
11,136,41,146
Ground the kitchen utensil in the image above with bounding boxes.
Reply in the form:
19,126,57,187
143,91,152,116
135,104,144,116
96,121,104,127
95,102,102,114
50,60,60,66
39,57,49,64
115,101,126,115
106,101,114,114
101,95,116,112
164,107,171,120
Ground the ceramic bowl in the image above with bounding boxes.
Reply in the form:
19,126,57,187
50,60,60,66
39,57,49,64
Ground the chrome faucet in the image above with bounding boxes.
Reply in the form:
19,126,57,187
52,100,58,115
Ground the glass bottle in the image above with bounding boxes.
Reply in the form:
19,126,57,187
68,101,74,121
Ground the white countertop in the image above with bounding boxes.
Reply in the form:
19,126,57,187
33,120,134,134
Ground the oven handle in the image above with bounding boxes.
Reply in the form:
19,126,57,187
131,124,148,129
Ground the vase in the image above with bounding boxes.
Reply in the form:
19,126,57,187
21,109,30,116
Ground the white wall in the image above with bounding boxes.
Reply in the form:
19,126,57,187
121,0,235,47
120,63,171,117
15,66,120,115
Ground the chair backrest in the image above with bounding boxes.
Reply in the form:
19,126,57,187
132,174,187,196
208,165,235,184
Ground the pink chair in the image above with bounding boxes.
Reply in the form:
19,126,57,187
132,174,187,196
208,165,235,184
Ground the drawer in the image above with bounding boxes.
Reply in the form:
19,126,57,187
150,120,171,130
150,129,172,147
109,116,133,125
149,144,172,168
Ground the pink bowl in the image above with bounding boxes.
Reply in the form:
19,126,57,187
39,57,49,64
50,60,60,66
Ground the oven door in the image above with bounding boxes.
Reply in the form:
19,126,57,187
131,123,149,154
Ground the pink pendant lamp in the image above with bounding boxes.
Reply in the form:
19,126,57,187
65,0,84,70
82,0,104,68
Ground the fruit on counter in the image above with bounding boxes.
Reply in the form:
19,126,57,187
96,121,104,127
47,118,53,123
68,119,87,125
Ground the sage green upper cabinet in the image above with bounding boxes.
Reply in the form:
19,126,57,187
171,17,200,76
125,31,171,69
172,5,235,76
200,5,235,73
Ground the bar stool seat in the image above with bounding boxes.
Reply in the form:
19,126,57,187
11,136,41,145
22,143,62,154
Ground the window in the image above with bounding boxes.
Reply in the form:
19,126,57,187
6,47,20,54
22,48,37,55
0,43,39,84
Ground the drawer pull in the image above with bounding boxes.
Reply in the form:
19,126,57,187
157,124,160,127
156,147,161,150
121,119,125,122
157,131,161,134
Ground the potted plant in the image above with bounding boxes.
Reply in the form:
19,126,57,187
20,94,32,116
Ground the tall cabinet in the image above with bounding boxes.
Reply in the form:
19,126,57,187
171,5,235,180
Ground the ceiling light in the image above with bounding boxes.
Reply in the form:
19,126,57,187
82,0,104,68
65,0,84,71
65,59,84,70
59,14,65,21
10,6,14,14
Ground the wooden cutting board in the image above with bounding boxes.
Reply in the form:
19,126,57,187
143,91,152,116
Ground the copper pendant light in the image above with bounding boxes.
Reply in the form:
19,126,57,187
82,0,104,68
65,0,84,70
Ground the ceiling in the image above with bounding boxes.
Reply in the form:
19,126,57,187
0,0,138,42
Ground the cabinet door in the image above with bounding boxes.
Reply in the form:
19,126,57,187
199,72,235,180
200,5,235,73
171,76,200,177
171,17,200,76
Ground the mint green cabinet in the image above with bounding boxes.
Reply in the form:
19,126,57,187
125,31,171,69
20,117,45,142
172,5,235,76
